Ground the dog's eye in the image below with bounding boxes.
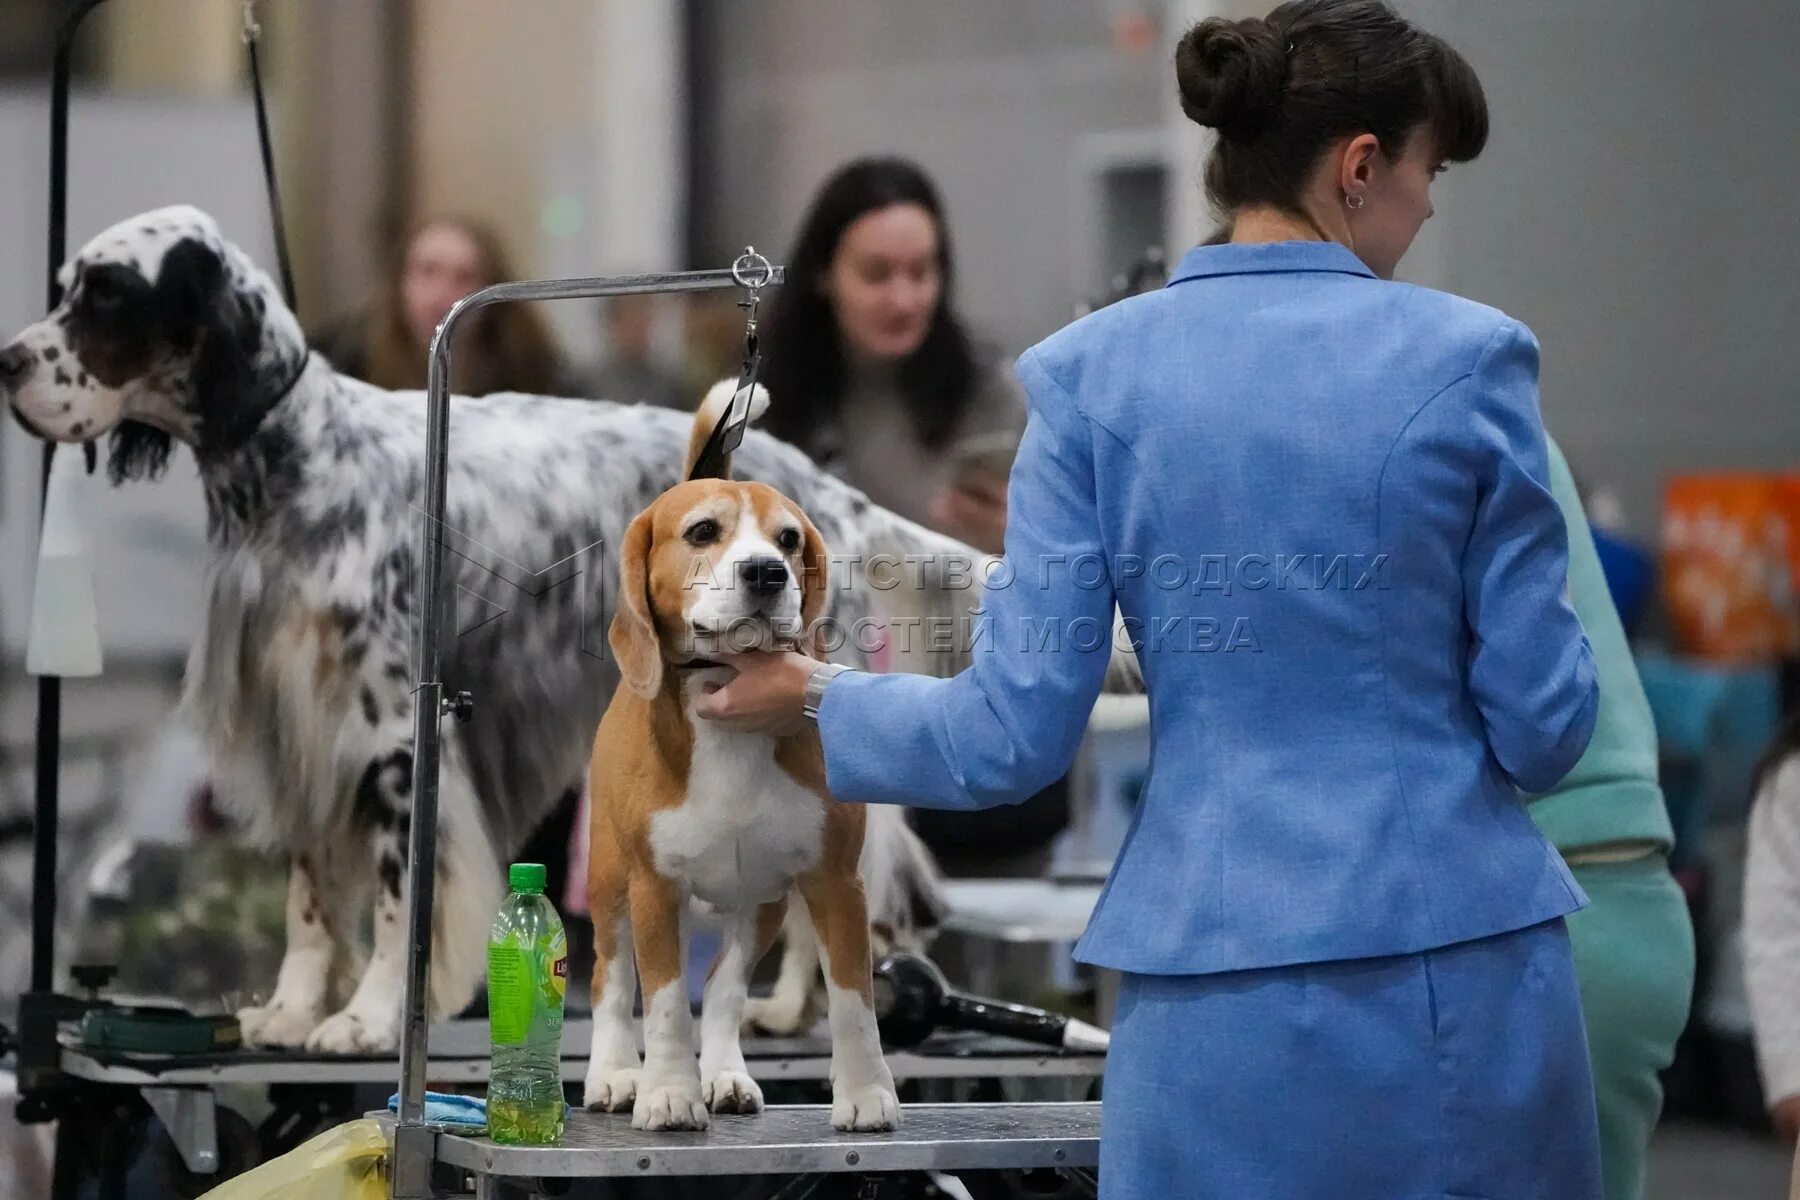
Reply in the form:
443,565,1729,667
84,276,121,310
684,518,720,546
776,528,802,553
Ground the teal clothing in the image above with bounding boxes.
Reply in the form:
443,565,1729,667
1533,435,1696,1200
1527,438,1674,852
1565,857,1695,1200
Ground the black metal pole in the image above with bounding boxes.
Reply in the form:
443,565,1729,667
31,0,109,1002
31,0,108,1007
17,5,112,1125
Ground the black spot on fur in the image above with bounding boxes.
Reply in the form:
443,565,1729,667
385,660,409,681
378,853,403,899
330,604,361,635
41,346,58,362
53,369,70,386
140,226,156,235
77,372,87,386
361,686,379,725
353,747,413,829
70,420,88,437
59,401,71,414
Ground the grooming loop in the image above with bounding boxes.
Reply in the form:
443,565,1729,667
688,247,774,481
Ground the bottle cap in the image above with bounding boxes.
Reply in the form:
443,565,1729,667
509,863,547,894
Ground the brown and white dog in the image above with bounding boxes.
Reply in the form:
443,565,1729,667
583,388,900,1132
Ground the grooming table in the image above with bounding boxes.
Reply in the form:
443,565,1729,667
60,1018,1105,1087
55,1018,1103,1186
377,1103,1100,1196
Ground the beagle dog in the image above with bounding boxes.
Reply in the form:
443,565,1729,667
583,384,900,1133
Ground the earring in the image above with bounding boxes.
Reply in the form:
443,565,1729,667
1345,193,1366,211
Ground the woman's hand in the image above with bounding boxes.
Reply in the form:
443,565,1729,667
692,649,820,735
1772,1094,1800,1144
930,472,1008,555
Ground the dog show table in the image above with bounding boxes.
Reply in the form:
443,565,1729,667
59,1017,1106,1088
52,1017,1103,1192
377,1103,1100,1194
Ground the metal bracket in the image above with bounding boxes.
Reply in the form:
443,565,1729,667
143,1086,218,1175
391,1121,439,1200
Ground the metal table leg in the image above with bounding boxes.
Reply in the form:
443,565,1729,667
142,1085,219,1176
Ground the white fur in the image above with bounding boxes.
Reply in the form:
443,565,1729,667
698,911,764,1114
581,915,641,1112
815,930,900,1131
635,981,708,1132
647,680,825,910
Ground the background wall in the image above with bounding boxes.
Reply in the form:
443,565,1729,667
1397,0,1800,537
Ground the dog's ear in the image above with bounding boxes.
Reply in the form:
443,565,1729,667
105,421,175,483
155,238,266,453
795,507,830,652
154,238,227,335
608,508,664,698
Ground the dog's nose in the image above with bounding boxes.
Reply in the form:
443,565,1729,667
739,556,789,599
0,344,29,386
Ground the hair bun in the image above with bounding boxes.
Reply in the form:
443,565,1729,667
1175,17,1288,142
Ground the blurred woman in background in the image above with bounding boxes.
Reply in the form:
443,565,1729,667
760,157,1021,557
760,157,1068,877
314,214,567,396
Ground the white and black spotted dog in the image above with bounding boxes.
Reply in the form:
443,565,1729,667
0,206,991,1053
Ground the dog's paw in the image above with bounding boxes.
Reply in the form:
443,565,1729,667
237,1002,323,1048
742,994,807,1037
830,1084,900,1132
632,1080,710,1132
704,1070,764,1115
583,1065,640,1113
304,1007,397,1055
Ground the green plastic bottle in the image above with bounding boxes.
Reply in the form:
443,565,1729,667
487,863,568,1144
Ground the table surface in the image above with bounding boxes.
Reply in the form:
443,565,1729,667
60,1019,1104,1086
404,1102,1102,1178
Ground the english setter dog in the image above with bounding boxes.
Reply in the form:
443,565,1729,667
0,206,1037,1052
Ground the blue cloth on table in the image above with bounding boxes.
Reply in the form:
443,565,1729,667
386,1092,488,1130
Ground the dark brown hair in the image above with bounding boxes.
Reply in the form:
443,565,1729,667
1176,0,1488,219
758,157,977,458
364,215,564,396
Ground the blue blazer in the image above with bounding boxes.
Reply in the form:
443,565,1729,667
819,240,1600,975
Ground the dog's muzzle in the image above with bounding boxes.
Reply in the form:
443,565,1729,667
738,556,790,603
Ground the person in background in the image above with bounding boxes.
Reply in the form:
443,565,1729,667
1745,714,1800,1143
759,156,1066,877
583,293,691,410
760,157,1022,558
313,214,568,396
1535,434,1697,1200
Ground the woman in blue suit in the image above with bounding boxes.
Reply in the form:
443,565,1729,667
701,1,1603,1194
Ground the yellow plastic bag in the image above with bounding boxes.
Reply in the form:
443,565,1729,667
197,1118,386,1200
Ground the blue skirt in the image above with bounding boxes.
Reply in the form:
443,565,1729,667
1100,919,1602,1199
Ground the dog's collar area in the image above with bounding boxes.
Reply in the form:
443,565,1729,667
207,349,311,454
267,349,312,409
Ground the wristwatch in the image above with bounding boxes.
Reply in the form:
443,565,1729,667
802,662,853,722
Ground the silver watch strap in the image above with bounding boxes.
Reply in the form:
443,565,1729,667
803,662,853,720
